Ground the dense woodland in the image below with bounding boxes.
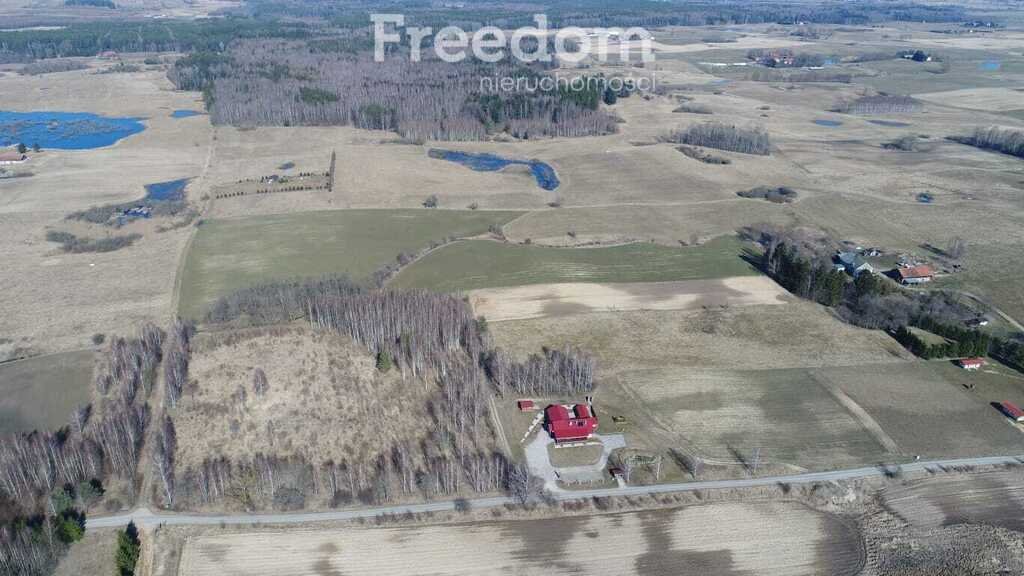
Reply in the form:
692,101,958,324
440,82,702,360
665,122,771,155
168,39,619,141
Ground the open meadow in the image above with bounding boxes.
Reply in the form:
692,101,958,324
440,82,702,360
390,235,758,292
177,209,520,318
0,350,94,434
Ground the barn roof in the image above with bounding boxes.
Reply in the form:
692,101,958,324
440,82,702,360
898,265,935,279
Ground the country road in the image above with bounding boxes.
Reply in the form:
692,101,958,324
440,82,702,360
86,453,1024,529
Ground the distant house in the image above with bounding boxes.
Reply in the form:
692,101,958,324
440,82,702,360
897,265,935,284
957,357,985,370
966,317,990,328
0,151,28,165
1000,401,1024,423
517,399,535,412
837,251,874,276
98,50,119,59
545,403,599,443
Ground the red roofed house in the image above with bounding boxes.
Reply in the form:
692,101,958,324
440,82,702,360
517,399,535,412
897,265,935,285
1000,401,1024,423
957,357,985,370
545,403,598,443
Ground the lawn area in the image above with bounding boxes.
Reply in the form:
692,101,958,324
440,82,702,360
0,350,94,434
548,443,604,467
178,209,522,318
390,235,759,292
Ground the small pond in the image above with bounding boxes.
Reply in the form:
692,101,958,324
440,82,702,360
144,178,190,202
0,110,145,149
980,60,1001,71
813,119,843,127
170,110,204,119
868,119,911,127
429,149,560,191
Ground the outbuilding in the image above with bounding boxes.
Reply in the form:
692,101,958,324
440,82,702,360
897,265,935,284
957,357,985,370
517,399,535,412
1000,401,1024,423
0,151,28,165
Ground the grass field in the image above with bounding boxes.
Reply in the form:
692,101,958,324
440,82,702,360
390,235,759,292
177,209,521,318
178,502,863,576
0,350,94,434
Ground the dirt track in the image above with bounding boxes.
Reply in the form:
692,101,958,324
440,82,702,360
469,276,788,322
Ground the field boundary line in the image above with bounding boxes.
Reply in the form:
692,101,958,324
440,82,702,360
816,374,902,456
87,454,1024,529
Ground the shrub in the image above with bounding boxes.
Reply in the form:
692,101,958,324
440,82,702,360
676,145,731,164
20,59,88,75
672,103,712,114
422,194,438,208
883,135,921,151
116,523,141,576
737,185,798,203
665,122,770,155
46,230,142,253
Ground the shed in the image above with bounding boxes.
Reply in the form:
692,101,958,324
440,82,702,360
517,399,535,412
957,357,985,370
1001,401,1024,423
897,265,935,284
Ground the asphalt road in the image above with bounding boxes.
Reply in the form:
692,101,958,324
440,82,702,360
86,453,1024,529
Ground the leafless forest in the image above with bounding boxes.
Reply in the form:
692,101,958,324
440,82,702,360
168,39,619,141
165,280,596,510
833,94,923,114
666,122,772,155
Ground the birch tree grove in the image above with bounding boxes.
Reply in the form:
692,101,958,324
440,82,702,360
163,318,195,409
169,39,619,141
151,415,176,508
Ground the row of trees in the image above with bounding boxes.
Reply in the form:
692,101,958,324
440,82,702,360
484,348,595,397
833,95,923,114
950,126,1024,159
665,122,771,155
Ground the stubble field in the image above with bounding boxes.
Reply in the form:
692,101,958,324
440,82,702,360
178,502,864,576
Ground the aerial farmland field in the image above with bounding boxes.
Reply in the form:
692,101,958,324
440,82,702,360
0,350,94,434
390,235,759,292
177,209,521,318
178,502,864,576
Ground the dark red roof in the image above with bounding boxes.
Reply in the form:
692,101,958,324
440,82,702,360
545,403,598,442
898,265,935,280
518,399,535,410
959,357,985,366
1003,401,1024,419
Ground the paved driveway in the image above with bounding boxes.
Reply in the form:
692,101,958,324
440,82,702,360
524,432,627,492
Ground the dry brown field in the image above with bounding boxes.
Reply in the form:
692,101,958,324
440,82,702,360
468,276,789,322
0,63,211,358
178,502,863,576
882,469,1024,533
175,326,431,472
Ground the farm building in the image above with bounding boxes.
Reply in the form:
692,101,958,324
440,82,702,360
957,357,986,370
1000,401,1024,423
517,399,535,412
545,403,599,443
0,151,28,165
896,265,935,284
836,251,874,277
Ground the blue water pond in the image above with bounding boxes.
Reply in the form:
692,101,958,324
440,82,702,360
813,119,843,127
868,119,911,127
0,110,145,150
144,178,189,202
170,110,204,119
429,149,560,191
